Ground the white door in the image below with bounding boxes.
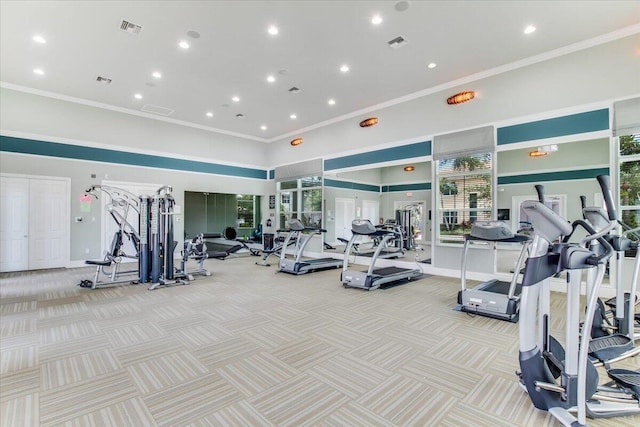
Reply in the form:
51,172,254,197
0,177,29,272
334,198,355,241
362,199,380,225
29,178,69,270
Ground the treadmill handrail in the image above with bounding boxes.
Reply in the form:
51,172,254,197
366,234,395,277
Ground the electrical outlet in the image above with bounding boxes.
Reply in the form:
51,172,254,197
85,248,90,254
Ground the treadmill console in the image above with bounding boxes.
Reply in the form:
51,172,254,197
470,221,514,241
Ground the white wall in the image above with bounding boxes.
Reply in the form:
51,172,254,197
0,88,269,167
268,35,640,165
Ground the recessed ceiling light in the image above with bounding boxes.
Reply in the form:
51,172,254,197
268,25,279,35
328,99,336,105
427,62,437,69
260,125,267,131
134,93,143,100
371,15,383,25
524,25,536,34
32,35,46,44
340,64,350,73
152,71,162,79
33,68,44,75
178,40,190,49
267,75,275,83
206,112,213,117
290,114,297,119
232,96,240,102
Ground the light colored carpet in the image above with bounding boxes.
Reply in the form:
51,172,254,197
0,257,638,426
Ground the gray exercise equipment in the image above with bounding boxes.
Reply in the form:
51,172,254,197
458,220,531,322
278,218,342,274
517,175,640,426
341,219,421,290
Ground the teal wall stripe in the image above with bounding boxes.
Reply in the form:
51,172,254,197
497,109,609,145
382,182,432,192
269,169,275,179
0,135,267,180
324,140,431,171
324,178,380,192
498,168,610,185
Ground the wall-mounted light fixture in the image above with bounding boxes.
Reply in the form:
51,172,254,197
403,165,415,172
359,117,379,127
529,144,558,157
447,91,475,105
528,150,548,158
290,137,303,146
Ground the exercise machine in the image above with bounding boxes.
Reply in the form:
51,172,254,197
341,219,421,290
142,186,190,290
81,185,142,289
581,198,639,355
518,175,640,426
458,220,531,322
278,218,342,274
580,196,640,341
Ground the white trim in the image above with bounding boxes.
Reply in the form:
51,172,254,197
0,82,268,143
0,129,269,170
498,163,610,178
267,24,640,143
0,150,269,183
321,135,432,161
324,156,432,175
324,176,381,188
495,130,611,152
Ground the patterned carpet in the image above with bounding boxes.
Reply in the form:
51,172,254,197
1,257,638,426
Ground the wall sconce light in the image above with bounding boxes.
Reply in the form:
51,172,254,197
359,117,379,127
528,150,548,158
403,165,415,172
290,137,303,146
447,91,475,105
529,144,558,157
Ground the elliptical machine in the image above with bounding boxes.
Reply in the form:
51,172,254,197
518,175,640,426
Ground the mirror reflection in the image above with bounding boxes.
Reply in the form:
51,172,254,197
496,138,610,276
323,162,432,263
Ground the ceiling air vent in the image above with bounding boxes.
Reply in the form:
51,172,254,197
288,86,301,93
120,20,142,35
387,36,408,49
96,76,112,84
141,104,174,116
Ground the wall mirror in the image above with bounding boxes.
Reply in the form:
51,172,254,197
323,161,432,262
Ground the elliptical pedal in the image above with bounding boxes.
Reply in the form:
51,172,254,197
588,333,633,361
608,369,640,399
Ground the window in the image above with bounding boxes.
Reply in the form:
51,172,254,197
277,176,322,229
436,153,493,244
618,134,640,256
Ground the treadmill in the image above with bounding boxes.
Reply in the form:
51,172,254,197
278,219,343,275
341,219,421,290
458,221,531,322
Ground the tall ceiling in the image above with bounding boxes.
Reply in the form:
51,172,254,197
1,1,639,142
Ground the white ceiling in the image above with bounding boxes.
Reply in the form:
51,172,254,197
1,1,639,143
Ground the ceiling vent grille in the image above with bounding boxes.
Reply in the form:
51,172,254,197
96,76,112,84
120,20,142,35
387,36,408,49
141,104,173,116
288,86,301,93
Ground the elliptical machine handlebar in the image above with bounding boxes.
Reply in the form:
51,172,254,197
535,184,545,203
596,174,617,221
